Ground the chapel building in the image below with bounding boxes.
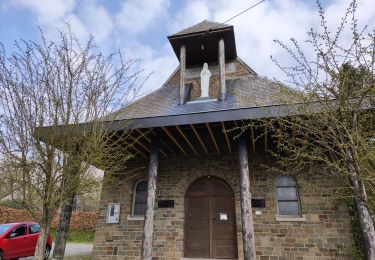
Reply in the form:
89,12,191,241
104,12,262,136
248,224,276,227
92,20,354,260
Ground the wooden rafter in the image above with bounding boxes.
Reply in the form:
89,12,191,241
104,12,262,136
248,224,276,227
136,129,151,142
250,125,256,153
175,125,199,155
151,129,175,156
133,137,150,152
136,129,167,157
162,127,188,156
129,145,147,159
206,123,220,154
221,122,232,153
190,124,209,155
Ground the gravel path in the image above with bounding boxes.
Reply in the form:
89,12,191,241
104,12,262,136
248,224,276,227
20,243,93,259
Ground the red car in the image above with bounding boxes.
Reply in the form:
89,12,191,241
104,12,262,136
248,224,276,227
0,222,52,260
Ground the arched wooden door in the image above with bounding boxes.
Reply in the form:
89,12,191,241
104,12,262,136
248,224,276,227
184,176,238,259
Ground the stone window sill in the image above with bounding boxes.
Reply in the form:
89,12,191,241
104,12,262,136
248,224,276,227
127,215,144,221
275,214,306,222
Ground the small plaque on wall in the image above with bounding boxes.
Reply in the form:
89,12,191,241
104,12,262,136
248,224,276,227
251,199,266,208
106,203,120,224
158,200,174,208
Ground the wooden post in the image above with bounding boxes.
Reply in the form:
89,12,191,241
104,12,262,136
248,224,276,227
179,45,186,105
219,38,226,100
238,136,256,260
141,142,159,260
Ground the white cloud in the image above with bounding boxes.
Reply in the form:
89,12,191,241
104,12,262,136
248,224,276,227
11,0,76,24
80,4,114,43
165,0,375,82
168,1,211,34
116,0,170,34
120,41,178,93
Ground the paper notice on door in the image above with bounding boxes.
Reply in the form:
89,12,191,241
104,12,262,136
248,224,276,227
220,213,228,221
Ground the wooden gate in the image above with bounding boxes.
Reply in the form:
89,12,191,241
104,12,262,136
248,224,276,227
184,176,238,259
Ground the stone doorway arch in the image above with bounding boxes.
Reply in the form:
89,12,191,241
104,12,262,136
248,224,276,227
184,176,238,259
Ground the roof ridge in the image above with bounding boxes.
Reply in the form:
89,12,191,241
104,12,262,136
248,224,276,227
170,20,232,37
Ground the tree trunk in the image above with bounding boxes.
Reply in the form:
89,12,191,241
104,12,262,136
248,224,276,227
350,175,375,260
34,224,50,260
141,142,159,260
52,195,76,260
238,137,256,260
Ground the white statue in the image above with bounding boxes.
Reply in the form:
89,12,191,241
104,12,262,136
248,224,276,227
200,63,211,98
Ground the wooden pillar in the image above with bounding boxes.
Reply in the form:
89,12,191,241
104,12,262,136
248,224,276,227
219,38,226,100
141,142,159,260
179,45,186,105
238,136,256,259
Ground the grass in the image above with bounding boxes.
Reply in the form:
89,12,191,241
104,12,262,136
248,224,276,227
50,229,95,243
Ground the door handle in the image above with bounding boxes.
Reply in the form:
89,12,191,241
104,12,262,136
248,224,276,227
24,237,28,240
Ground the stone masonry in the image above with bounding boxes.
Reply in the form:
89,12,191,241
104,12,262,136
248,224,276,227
92,153,354,260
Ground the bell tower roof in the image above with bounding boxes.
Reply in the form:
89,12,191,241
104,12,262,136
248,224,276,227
168,20,237,66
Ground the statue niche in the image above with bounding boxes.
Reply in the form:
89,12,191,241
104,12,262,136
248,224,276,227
200,63,211,98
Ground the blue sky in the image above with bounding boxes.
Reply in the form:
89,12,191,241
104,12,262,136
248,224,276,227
1,0,374,93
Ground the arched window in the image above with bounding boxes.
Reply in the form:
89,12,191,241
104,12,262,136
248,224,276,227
132,180,148,215
276,176,301,216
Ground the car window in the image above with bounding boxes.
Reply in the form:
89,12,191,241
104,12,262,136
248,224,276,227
8,224,27,238
29,224,40,234
0,224,13,235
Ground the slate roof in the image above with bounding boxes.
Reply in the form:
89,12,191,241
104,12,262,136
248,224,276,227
109,74,292,122
170,20,232,37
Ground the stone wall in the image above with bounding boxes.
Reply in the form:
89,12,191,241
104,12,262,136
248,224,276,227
92,154,353,260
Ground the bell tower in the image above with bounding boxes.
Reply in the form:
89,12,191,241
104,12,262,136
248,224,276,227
168,20,237,104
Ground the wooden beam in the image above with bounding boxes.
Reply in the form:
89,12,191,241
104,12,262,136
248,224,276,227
136,129,151,142
136,129,167,157
175,125,199,155
132,136,150,152
190,124,209,155
219,38,226,100
162,127,188,156
221,122,232,153
206,123,220,154
237,137,256,259
141,142,158,260
151,129,176,156
129,145,147,159
179,45,186,105
250,125,256,153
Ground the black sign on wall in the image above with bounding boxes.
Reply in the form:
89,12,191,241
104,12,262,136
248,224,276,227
251,199,266,208
158,200,175,208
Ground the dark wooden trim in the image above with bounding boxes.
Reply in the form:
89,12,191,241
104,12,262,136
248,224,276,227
141,142,159,260
237,137,256,259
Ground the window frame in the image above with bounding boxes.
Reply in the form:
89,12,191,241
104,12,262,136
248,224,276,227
28,224,40,234
275,175,302,217
7,224,27,238
131,179,148,216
